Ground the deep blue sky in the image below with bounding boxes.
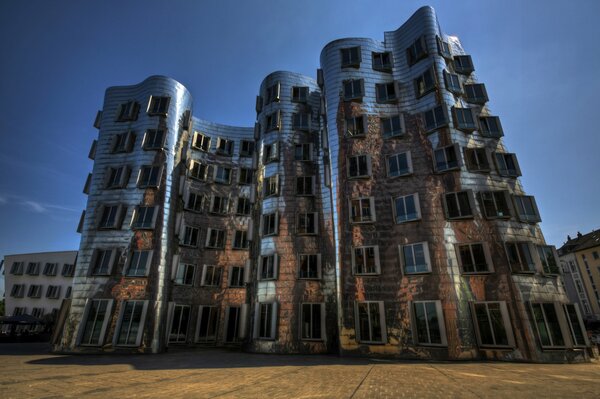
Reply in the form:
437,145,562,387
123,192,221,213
1,0,599,293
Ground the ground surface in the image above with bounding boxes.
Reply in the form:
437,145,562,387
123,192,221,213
1,344,600,398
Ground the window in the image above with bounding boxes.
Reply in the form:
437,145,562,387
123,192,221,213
471,302,514,348
174,263,196,286
216,137,234,156
387,152,412,177
456,243,493,273
347,155,371,178
355,301,386,343
236,197,251,216
464,83,488,104
375,82,397,103
345,115,366,137
43,262,58,276
62,263,75,277
185,192,204,213
434,144,460,172
444,191,474,219
238,168,253,185
406,36,427,66
229,266,245,287
444,71,462,94
98,204,124,229
294,143,313,161
10,284,25,298
261,212,279,236
201,265,222,287
423,105,448,131
169,304,190,344
293,113,310,131
28,285,42,298
32,308,45,318
301,303,325,340
189,160,208,180
531,303,565,348
480,191,511,219
148,96,170,115
453,55,474,75
181,226,200,247
400,242,432,274
265,111,281,131
414,67,436,97
213,166,232,184
564,304,588,347
126,250,152,277
209,195,229,215
196,305,219,342
341,46,361,68
495,153,521,177
10,262,24,275
505,242,536,273
232,230,249,249
137,165,162,188
255,302,278,340
593,251,599,260
413,301,447,346
240,140,255,157
13,307,26,316
46,285,61,299
292,86,309,102
299,254,321,279
65,286,72,298
479,116,504,138
513,195,541,223
259,254,278,280
26,262,40,275
114,300,148,346
205,228,226,249
264,174,280,197
297,212,318,235
79,299,113,346
343,79,364,101
131,206,157,229
143,129,166,150
105,166,130,189
537,245,560,274
192,132,211,152
393,193,421,223
464,148,491,173
350,197,376,223
263,142,279,163
437,36,452,59
296,176,315,196
352,246,380,275
116,100,139,122
372,51,392,72
265,82,280,104
452,107,477,131
381,114,405,138
112,131,135,153
91,249,117,275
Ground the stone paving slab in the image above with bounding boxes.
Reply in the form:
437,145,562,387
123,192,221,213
1,344,600,398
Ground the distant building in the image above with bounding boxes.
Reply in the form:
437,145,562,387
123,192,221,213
559,231,600,324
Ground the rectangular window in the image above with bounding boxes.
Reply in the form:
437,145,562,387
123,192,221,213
437,36,452,59
464,148,491,173
472,301,514,348
181,226,200,247
32,307,45,318
43,262,58,276
143,129,166,150
261,212,278,236
213,166,232,184
347,155,371,178
240,140,255,157
10,262,24,275
46,285,61,299
264,174,280,197
169,304,190,344
229,266,245,287
495,153,522,177
393,193,421,223
381,114,405,138
147,96,170,115
423,105,448,131
350,197,376,223
196,305,219,342
341,46,361,68
185,192,204,213
531,302,566,348
264,142,279,163
297,212,318,235
479,116,503,138
13,307,26,316
296,176,315,196
192,132,211,152
434,144,460,172
299,254,321,279
131,206,157,229
112,131,135,153
209,195,229,215
201,265,222,287
414,67,436,97
406,36,427,66
456,243,493,273
452,107,477,131
115,300,148,346
236,197,251,216
294,143,312,161
292,86,309,102
26,262,40,275
345,115,366,137
505,242,536,273
292,113,310,131
62,263,75,277
174,263,196,286
232,230,249,249
480,191,511,219
355,301,386,343
375,82,397,103
564,304,588,347
265,82,280,104
464,83,488,104
453,55,474,75
537,245,560,274
126,250,152,277
105,166,130,189
116,101,139,122
137,165,162,188
28,285,42,298
10,284,25,298
372,51,392,72
514,195,541,223
400,242,432,274
413,301,447,346
189,160,208,181
255,302,278,340
265,111,281,132
216,137,234,156
387,152,412,177
205,228,226,249
91,249,117,276
259,254,278,280
343,79,364,101
300,303,325,340
79,299,113,346
444,71,462,94
352,246,380,275
98,204,124,229
444,190,474,219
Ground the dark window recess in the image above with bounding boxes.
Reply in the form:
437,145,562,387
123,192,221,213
292,113,310,131
265,83,280,104
116,101,139,122
148,96,170,115
514,195,541,223
464,148,491,173
445,191,473,219
423,105,448,131
345,115,365,137
480,191,511,219
495,153,521,177
406,36,428,66
505,242,536,273
348,155,370,178
299,254,320,279
372,51,392,72
381,115,404,138
434,144,460,172
341,46,361,68
375,82,397,103
343,79,364,101
458,244,490,273
192,133,211,151
240,140,255,157
415,67,436,97
437,36,452,59
238,168,253,185
236,198,251,216
216,138,234,156
143,129,166,150
112,131,135,153
452,107,477,132
444,71,462,94
453,55,474,75
292,86,309,102
464,83,488,104
479,116,504,138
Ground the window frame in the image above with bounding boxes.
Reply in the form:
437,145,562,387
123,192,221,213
464,147,491,173
112,131,135,153
200,264,223,287
116,100,139,122
188,160,208,181
174,263,196,286
232,230,249,250
504,241,537,274
464,83,489,104
399,241,432,275
513,195,541,223
343,79,365,101
254,302,279,340
261,212,279,236
131,205,158,230
258,253,279,281
411,300,448,346
453,55,474,75
479,116,504,138
90,248,117,276
137,165,163,188
113,300,149,347
147,96,170,116
347,154,372,178
349,197,376,224
345,115,366,138
296,212,319,235
443,190,475,220
386,151,413,178
298,254,322,280
452,106,477,132
455,242,494,274
433,143,461,172
381,114,405,138
142,129,166,150
192,132,211,152
205,228,226,250
77,298,114,347
351,245,381,276
470,301,515,349
354,301,387,344
479,190,512,219
372,51,393,72
392,193,421,224
406,36,428,66
180,225,200,247
414,66,437,98
375,82,398,103
291,86,309,103
300,303,326,341
340,46,362,68
295,175,315,196
215,137,234,156
196,305,219,342
125,250,153,277
494,152,522,178
530,302,568,349
423,105,449,132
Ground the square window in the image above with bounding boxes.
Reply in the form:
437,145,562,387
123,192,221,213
91,249,117,276
464,148,491,173
112,131,135,153
387,152,412,177
375,82,397,103
513,195,541,223
10,284,25,298
232,230,249,249
32,307,45,318
413,301,447,346
131,206,157,229
297,212,318,235
453,55,474,75
259,254,278,280
464,83,488,104
531,302,566,348
174,263,196,286
116,101,139,122
537,245,559,274
148,96,170,115
10,262,24,275
205,228,226,249
341,46,361,68
181,226,200,247
406,36,427,66
236,197,252,216
143,129,166,150
343,79,364,101
240,140,255,157
26,262,40,275
213,166,232,184
350,197,376,223
292,86,309,102
480,191,512,219
423,105,448,131
494,153,521,178
264,174,280,197
479,116,504,138
255,302,278,340
452,107,477,131
238,168,254,185
265,111,281,132
229,266,245,287
345,115,366,137
43,262,58,276
115,300,148,346
296,176,315,196
444,190,474,219
434,144,461,172
372,51,392,72
185,192,204,213
347,155,371,178
216,137,234,156
265,82,280,104
472,301,514,348
98,204,124,229
300,303,325,340
137,165,162,188
456,243,492,273
28,285,42,298
381,114,405,138
414,67,436,97
393,193,421,223
46,285,61,299
189,160,208,180
400,242,431,274
201,265,222,287
352,246,380,275
79,299,113,346
209,195,229,215
293,113,310,131
264,142,279,163
105,166,130,189
294,143,312,161
444,71,462,94
505,242,536,273
355,301,386,343
261,212,279,236
62,263,75,277
126,250,152,276
299,254,321,279
192,132,211,152
169,304,190,344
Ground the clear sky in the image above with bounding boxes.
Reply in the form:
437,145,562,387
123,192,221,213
1,0,599,295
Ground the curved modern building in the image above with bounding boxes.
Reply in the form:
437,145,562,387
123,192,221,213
56,6,593,362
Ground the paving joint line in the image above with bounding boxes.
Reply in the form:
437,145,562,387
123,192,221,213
349,364,375,399
427,364,484,399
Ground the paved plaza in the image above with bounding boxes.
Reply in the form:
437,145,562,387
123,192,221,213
1,343,599,398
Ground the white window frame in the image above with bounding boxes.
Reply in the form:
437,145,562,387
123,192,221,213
192,132,211,152
411,300,448,346
399,242,432,275
200,264,222,287
470,301,515,348
77,299,114,347
392,193,421,223
205,228,226,249
174,263,196,286
125,250,153,277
